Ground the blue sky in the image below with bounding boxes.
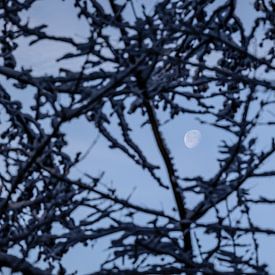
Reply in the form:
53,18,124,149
2,0,275,273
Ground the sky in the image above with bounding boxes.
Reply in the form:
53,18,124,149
1,0,275,273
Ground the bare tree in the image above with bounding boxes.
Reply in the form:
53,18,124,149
0,0,275,274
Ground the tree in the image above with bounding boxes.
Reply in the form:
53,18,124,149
0,0,275,273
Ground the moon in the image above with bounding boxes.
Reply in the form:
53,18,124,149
184,129,201,149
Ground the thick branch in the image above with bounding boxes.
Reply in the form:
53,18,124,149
0,252,48,275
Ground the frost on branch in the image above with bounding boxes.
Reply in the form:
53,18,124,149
0,0,275,274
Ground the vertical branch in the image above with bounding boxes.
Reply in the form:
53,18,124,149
107,0,194,261
143,97,193,258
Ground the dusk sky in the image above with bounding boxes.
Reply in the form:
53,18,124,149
1,0,275,273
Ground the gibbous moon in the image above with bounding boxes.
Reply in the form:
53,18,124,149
184,129,201,149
